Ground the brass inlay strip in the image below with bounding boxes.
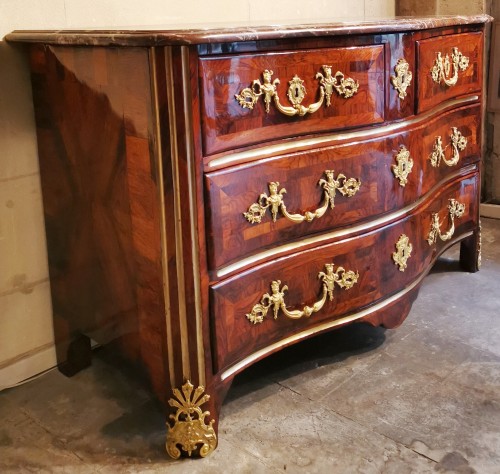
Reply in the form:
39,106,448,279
207,95,479,170
430,47,470,87
165,47,190,381
150,48,175,387
216,164,477,278
235,66,358,116
220,230,473,382
478,220,482,268
244,170,360,225
181,46,206,386
246,263,358,324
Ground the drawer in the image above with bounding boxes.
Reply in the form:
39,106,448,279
199,45,385,155
417,32,483,113
210,172,478,372
205,104,481,274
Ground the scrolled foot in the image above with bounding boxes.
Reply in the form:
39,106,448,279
166,380,217,459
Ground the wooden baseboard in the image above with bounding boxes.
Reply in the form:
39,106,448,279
480,203,500,219
0,344,57,391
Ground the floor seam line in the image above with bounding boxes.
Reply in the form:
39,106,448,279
320,404,437,464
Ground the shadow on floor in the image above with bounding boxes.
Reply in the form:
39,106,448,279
227,322,387,402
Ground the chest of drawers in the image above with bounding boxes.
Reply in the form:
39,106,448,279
7,14,490,459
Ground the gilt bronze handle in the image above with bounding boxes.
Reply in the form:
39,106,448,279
430,47,469,87
427,198,466,245
235,66,358,117
429,127,467,168
243,170,361,225
246,263,359,324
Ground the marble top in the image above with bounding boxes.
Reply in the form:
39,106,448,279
6,14,493,46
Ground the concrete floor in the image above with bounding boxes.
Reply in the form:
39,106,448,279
1,218,499,473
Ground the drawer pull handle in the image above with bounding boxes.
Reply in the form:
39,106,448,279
243,170,361,224
427,198,466,245
246,263,359,324
390,58,412,100
429,127,467,167
430,47,469,87
393,234,413,272
235,66,359,117
392,146,414,187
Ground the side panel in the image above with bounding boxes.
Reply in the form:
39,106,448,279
29,44,168,396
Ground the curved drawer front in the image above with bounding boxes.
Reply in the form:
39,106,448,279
205,104,480,273
211,172,478,372
417,32,482,113
199,45,385,155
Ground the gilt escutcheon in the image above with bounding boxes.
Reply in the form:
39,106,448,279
392,146,414,187
390,58,412,100
392,234,413,271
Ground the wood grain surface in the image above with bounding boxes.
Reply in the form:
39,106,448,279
17,18,487,455
199,45,385,155
29,44,169,397
211,173,479,372
205,104,481,274
417,32,483,113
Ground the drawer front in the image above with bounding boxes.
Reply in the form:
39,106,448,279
205,104,480,273
417,32,483,113
211,172,478,372
199,45,385,155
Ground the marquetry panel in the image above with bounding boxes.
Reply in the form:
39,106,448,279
199,45,385,155
204,104,480,274
210,173,479,372
417,32,483,113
